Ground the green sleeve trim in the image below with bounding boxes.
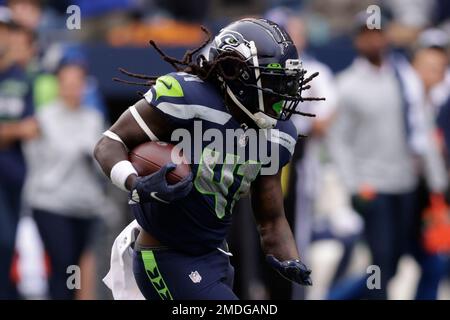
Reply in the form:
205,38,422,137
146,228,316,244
154,75,184,100
141,250,173,300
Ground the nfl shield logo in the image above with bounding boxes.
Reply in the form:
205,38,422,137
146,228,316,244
189,271,202,283
238,133,248,147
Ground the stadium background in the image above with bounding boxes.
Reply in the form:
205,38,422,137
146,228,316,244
0,0,449,300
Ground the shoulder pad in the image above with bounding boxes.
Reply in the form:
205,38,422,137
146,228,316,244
143,72,230,126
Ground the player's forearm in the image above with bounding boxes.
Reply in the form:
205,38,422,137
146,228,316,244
258,215,300,261
0,118,38,146
93,136,137,190
0,122,20,144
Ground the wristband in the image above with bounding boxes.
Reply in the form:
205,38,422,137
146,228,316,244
110,160,137,191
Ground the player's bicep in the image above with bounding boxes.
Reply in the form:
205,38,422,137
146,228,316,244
108,98,174,150
94,98,176,186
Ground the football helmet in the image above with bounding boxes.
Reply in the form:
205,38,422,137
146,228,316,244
207,18,306,129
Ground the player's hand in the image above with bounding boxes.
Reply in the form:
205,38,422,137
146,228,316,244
266,255,312,286
130,163,193,204
358,184,376,201
19,117,39,140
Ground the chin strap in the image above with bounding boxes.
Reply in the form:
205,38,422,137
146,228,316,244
221,41,277,129
222,40,277,129
249,41,265,114
226,86,277,129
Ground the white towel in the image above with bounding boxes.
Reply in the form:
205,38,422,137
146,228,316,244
103,220,145,300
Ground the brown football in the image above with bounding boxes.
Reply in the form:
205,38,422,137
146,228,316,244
129,141,191,184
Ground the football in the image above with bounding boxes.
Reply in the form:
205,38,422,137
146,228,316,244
129,141,191,184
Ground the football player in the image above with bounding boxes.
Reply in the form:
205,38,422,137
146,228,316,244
94,18,322,300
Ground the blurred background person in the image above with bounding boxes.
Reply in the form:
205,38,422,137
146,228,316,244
328,12,448,299
265,6,361,301
7,0,64,48
0,6,38,299
411,30,450,299
24,58,106,299
9,24,38,76
415,29,450,176
7,0,42,30
34,44,107,116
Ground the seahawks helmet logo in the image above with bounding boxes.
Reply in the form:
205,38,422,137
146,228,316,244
216,30,244,48
223,34,239,46
215,30,252,59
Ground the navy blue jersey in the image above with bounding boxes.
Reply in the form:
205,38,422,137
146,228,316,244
130,72,297,255
0,65,34,187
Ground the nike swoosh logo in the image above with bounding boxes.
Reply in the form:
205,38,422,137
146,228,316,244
159,79,172,90
150,192,170,204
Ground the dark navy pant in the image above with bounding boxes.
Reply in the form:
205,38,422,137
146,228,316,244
133,245,237,300
33,209,98,299
351,191,417,299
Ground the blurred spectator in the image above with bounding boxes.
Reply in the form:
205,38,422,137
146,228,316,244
7,0,41,30
9,25,38,74
7,0,54,40
414,29,450,189
418,29,450,171
0,7,38,299
266,7,345,300
411,39,450,299
303,0,374,42
384,0,437,29
328,12,448,299
8,25,54,112
24,60,105,299
7,0,63,47
413,31,450,127
3,5,54,110
414,48,448,94
34,43,107,117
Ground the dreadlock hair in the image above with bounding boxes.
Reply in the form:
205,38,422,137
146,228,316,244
114,26,247,90
114,25,324,131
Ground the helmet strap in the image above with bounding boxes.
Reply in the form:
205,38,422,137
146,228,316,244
226,86,277,129
249,41,265,114
223,41,277,129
